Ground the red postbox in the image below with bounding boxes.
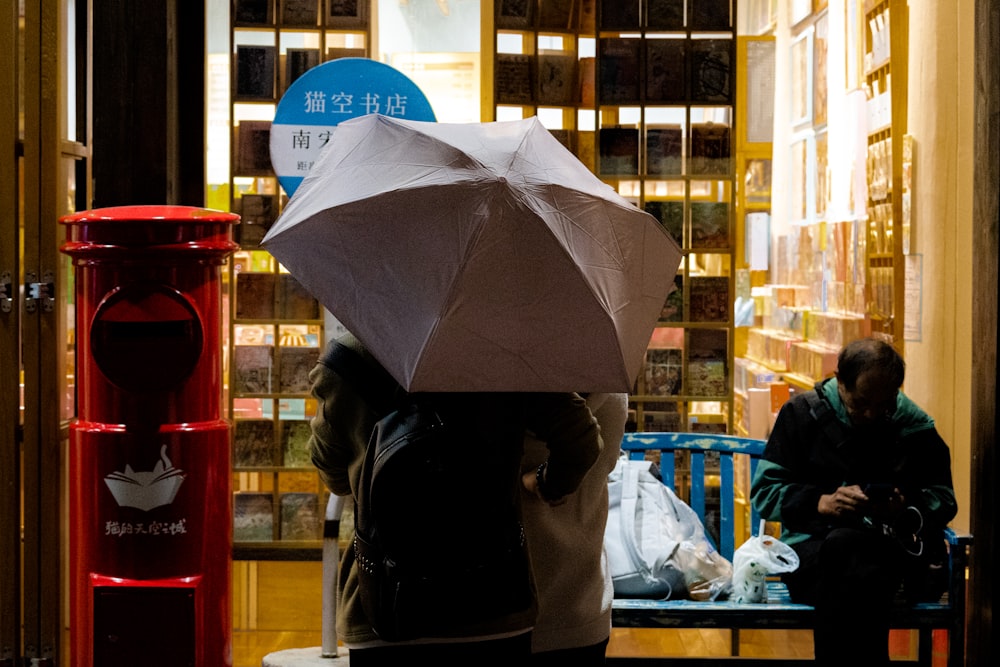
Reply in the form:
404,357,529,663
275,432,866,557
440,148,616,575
60,205,239,667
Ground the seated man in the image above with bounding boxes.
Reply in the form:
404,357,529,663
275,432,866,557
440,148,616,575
751,337,957,667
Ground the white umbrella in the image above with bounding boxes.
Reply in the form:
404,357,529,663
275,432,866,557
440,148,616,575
262,113,681,392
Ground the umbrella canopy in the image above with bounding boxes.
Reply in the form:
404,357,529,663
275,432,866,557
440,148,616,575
262,113,682,392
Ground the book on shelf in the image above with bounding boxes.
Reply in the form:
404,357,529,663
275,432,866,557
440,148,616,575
495,53,534,105
235,271,276,320
233,419,276,468
234,492,274,542
687,358,727,397
689,39,733,104
643,409,681,433
233,344,274,394
687,328,728,397
689,122,731,176
644,38,686,103
284,48,320,92
745,157,772,203
599,0,640,30
646,0,685,30
281,419,313,467
277,274,320,320
495,0,533,29
278,346,320,394
689,276,730,322
234,0,272,25
280,0,319,26
688,0,732,30
235,45,276,100
235,324,272,347
537,0,577,30
535,51,578,106
658,274,683,322
643,200,683,247
279,493,322,541
326,46,367,61
598,38,641,104
645,125,683,176
769,381,791,413
689,201,730,249
690,420,728,435
598,127,639,176
235,120,273,175
644,347,682,396
236,194,277,248
327,0,367,28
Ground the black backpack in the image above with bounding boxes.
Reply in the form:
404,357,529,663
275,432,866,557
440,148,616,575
319,342,534,641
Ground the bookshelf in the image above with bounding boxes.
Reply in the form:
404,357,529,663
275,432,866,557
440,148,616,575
488,1,739,435
492,0,596,159
594,1,738,435
228,0,371,559
862,0,907,347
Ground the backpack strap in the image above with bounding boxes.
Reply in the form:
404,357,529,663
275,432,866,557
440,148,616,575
318,340,402,416
803,383,850,448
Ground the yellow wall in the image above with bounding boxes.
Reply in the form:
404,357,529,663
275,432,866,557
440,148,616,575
902,0,974,533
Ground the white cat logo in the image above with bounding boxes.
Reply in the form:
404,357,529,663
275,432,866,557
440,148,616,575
104,445,186,511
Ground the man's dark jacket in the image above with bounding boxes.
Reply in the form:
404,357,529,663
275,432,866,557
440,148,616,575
751,377,957,547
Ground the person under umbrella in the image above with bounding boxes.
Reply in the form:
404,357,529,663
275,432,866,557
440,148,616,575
308,331,602,667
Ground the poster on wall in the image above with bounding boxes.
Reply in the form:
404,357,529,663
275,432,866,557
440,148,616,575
790,28,813,128
813,12,828,127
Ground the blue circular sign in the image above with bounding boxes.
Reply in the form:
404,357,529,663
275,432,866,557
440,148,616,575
270,58,436,196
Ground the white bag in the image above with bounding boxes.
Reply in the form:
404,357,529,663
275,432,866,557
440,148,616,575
731,520,800,603
605,456,732,600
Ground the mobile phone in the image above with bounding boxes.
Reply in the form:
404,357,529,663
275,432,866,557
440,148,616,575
864,482,894,502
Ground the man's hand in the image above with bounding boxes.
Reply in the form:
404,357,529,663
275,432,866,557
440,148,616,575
819,484,905,518
818,484,867,517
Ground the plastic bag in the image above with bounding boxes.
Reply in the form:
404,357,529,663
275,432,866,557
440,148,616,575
731,520,800,603
605,456,732,600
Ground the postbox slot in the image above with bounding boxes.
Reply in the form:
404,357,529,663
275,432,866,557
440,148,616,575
93,586,196,667
91,283,204,392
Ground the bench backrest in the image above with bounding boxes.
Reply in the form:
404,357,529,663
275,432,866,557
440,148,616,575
620,431,767,562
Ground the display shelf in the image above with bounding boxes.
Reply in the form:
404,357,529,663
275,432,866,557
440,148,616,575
492,0,595,164
488,3,741,434
862,0,907,347
591,1,738,434
227,0,372,558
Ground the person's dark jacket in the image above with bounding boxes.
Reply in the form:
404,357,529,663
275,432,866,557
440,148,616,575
751,377,957,547
309,333,602,647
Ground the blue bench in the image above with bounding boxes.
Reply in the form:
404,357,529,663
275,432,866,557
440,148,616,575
607,432,972,667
